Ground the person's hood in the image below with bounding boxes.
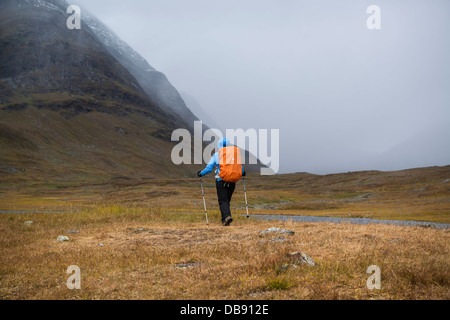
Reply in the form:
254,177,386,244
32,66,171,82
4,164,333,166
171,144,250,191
217,137,230,150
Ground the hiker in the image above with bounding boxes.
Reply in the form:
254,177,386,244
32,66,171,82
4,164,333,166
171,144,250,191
197,137,246,226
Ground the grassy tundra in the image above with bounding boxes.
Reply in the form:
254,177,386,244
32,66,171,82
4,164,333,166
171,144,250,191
0,166,449,299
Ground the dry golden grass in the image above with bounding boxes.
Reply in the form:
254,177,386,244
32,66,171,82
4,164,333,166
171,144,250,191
3,166,448,223
1,166,449,299
0,206,449,300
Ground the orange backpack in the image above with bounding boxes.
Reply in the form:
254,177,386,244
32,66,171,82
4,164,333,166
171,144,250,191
219,146,242,183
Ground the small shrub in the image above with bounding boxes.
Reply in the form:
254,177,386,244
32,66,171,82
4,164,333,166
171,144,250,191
266,278,292,291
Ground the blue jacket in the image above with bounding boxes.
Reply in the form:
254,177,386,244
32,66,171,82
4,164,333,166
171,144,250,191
200,138,244,181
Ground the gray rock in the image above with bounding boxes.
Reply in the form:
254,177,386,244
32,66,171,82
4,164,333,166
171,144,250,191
259,227,295,236
66,230,79,234
288,251,315,267
24,221,33,226
57,236,70,242
98,243,104,247
175,262,201,269
127,227,147,233
258,236,290,244
418,223,434,229
278,264,298,273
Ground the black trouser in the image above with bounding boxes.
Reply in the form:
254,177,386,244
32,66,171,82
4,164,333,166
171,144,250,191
216,180,236,222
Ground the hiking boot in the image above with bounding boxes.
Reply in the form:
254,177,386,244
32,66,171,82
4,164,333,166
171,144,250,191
223,216,233,226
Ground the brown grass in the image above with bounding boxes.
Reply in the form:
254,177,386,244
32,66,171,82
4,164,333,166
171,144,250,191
3,166,448,223
1,166,449,299
0,206,448,300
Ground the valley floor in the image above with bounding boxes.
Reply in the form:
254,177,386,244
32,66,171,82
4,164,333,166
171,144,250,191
0,206,449,300
0,166,449,299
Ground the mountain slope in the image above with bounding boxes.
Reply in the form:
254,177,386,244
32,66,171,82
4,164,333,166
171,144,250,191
82,10,199,128
0,0,199,187
180,91,222,131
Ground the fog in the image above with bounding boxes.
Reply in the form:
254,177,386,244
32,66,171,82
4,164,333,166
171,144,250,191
74,0,450,174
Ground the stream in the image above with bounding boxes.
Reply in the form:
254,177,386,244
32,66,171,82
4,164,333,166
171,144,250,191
1,209,448,229
244,213,449,229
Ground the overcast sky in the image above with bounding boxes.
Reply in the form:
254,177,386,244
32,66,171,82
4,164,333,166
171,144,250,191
75,0,450,174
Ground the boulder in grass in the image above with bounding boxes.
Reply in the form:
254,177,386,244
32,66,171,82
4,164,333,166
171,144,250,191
288,251,315,267
278,264,298,273
127,227,147,234
175,262,201,269
57,236,70,242
24,221,33,226
259,227,295,236
258,236,290,244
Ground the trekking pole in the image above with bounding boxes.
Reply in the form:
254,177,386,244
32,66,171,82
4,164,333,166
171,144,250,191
200,177,209,225
243,176,249,218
